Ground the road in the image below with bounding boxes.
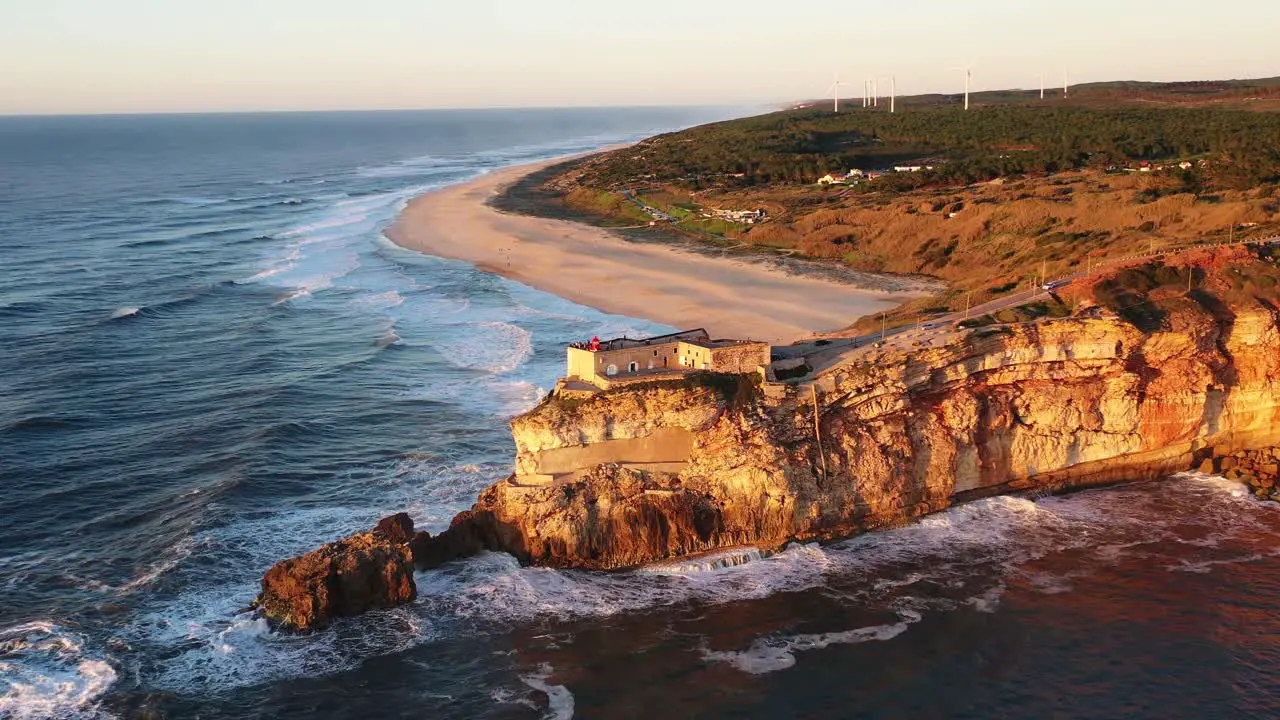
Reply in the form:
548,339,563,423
778,234,1280,381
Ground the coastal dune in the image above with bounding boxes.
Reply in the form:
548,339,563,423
386,159,925,343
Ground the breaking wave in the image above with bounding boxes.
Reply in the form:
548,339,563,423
0,621,116,720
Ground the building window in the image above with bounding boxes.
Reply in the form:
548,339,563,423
628,362,638,373
606,364,618,376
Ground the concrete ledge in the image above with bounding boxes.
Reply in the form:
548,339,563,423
533,428,696,476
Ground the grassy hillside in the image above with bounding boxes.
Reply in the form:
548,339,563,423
578,105,1280,191
534,78,1280,329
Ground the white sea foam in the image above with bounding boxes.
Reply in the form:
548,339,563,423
0,621,116,720
518,663,575,720
431,321,534,374
114,535,200,595
123,466,1280,695
416,543,837,626
702,616,917,674
350,289,405,311
637,547,766,574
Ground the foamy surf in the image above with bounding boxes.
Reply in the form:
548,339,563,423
702,615,917,674
0,621,116,720
637,547,767,574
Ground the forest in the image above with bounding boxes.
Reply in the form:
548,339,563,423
579,105,1280,192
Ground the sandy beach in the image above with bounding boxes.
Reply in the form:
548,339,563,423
386,157,926,344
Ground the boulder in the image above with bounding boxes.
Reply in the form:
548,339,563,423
375,512,415,544
256,515,417,632
408,509,517,570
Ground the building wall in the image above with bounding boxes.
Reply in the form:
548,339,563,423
568,340,771,384
709,342,772,374
568,343,682,384
675,342,717,370
567,347,598,382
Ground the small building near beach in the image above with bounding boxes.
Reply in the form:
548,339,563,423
563,329,771,391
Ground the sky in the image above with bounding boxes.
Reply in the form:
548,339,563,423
2,0,1278,115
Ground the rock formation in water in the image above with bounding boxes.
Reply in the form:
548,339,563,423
261,246,1280,626
256,513,417,631
1201,447,1280,500
414,247,1280,569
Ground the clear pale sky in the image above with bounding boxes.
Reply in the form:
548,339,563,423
2,0,1277,115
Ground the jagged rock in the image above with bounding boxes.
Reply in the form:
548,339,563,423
259,252,1280,609
408,509,522,569
375,512,415,544
460,281,1280,568
257,515,417,631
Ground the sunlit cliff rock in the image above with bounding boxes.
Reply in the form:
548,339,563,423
259,248,1280,628
426,256,1280,570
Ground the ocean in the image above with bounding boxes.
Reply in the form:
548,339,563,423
1,109,1278,720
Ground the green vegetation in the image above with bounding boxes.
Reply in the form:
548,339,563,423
581,105,1280,192
563,187,650,225
958,298,1073,329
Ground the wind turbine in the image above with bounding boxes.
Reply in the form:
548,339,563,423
952,65,973,110
827,74,845,112
876,75,897,113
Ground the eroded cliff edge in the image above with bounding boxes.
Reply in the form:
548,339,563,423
257,248,1280,628
429,253,1280,570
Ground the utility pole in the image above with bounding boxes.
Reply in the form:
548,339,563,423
880,312,886,341
964,290,971,319
811,385,827,479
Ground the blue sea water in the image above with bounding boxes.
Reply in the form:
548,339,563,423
2,109,1279,720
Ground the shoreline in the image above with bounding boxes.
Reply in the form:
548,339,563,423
385,152,930,344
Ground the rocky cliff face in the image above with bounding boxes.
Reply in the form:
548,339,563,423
425,265,1280,569
256,514,417,631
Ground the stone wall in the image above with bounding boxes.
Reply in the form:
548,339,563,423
566,340,769,385
709,342,771,375
525,427,696,477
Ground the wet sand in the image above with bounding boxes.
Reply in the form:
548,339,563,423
386,157,925,344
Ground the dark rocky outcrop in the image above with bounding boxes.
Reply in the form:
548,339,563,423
256,515,417,632
1199,446,1280,501
374,512,415,544
407,509,523,570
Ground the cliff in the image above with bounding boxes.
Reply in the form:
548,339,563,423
424,249,1280,570
257,249,1280,628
